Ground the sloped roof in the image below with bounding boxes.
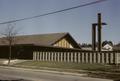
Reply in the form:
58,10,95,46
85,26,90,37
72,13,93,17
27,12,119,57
103,44,113,50
0,32,80,48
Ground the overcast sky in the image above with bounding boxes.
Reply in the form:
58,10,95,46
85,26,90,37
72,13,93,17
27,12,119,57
0,0,120,44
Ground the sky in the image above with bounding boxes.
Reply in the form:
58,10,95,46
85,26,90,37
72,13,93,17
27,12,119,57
0,0,120,44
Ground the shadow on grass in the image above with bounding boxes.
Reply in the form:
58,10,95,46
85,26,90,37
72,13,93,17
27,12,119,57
114,80,120,81
87,72,120,81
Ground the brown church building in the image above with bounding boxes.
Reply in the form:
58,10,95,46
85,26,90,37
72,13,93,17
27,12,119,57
0,32,81,59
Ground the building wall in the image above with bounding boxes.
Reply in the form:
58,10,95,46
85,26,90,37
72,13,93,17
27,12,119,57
53,38,73,48
0,45,33,59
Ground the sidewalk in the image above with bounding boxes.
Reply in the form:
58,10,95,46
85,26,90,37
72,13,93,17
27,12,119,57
0,59,27,65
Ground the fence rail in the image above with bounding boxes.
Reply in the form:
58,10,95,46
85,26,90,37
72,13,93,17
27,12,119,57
33,51,120,64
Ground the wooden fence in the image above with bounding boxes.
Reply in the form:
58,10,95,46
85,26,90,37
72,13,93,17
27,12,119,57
33,51,120,64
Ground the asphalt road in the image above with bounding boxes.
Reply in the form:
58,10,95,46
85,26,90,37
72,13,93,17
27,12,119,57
0,66,113,81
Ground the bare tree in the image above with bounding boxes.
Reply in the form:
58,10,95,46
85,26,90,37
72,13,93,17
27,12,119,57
1,23,18,65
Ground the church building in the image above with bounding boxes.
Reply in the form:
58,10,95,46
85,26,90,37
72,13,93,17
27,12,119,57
0,32,81,59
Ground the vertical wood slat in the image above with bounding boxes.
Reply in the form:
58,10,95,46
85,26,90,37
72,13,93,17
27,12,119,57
106,53,109,64
39,52,40,61
116,53,120,64
100,52,102,63
37,52,39,61
97,52,100,63
82,52,84,63
94,52,96,63
115,52,118,64
51,52,54,61
92,52,94,63
88,52,91,63
45,52,47,61
48,52,50,61
34,52,36,61
67,52,69,62
57,52,60,62
60,52,63,62
64,52,66,62
101,53,104,64
54,52,57,61
71,52,73,62
85,52,88,63
36,52,39,61
95,52,97,63
40,52,42,61
108,53,111,64
104,53,106,63
110,53,113,64
33,52,34,60
78,53,81,63
113,52,116,64
74,52,77,62
42,52,44,61
84,53,86,63
89,53,92,63
80,53,82,63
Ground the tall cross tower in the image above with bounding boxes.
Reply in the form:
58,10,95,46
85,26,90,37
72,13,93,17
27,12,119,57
92,13,107,51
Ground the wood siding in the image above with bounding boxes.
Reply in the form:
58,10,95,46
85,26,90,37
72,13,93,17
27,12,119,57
53,38,73,48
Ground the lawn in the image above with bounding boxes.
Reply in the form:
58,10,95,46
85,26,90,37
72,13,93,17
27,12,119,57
14,61,120,80
14,61,119,72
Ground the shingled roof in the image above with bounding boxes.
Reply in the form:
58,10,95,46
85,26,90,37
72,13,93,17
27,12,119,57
0,32,80,49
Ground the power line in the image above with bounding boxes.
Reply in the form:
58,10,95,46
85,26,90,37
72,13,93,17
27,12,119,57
0,0,107,25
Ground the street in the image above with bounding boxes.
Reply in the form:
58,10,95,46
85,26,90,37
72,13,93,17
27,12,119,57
0,66,113,81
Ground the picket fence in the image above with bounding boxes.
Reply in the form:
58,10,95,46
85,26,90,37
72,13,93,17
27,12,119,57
33,51,120,64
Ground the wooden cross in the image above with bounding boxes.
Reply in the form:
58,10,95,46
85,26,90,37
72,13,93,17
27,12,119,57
92,13,107,51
